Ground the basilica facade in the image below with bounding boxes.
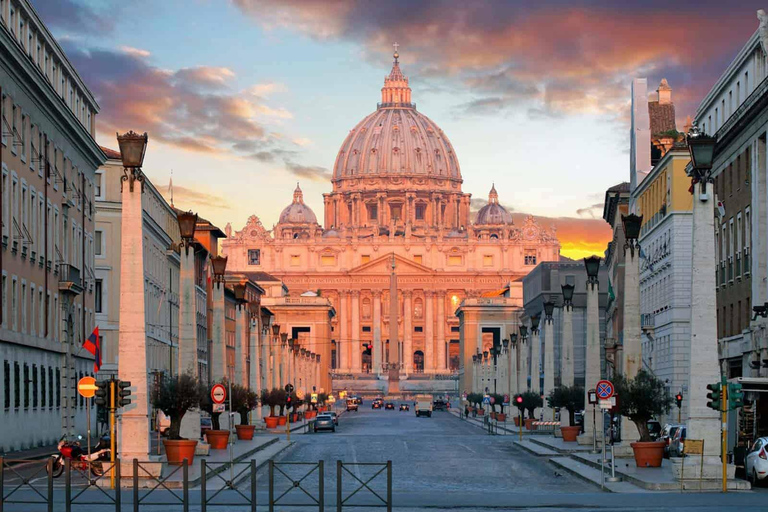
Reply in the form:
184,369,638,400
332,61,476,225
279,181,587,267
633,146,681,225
222,50,561,394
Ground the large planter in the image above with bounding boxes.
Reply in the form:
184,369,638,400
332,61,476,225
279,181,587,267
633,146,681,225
205,430,230,450
163,439,198,465
265,416,279,429
561,425,581,442
318,406,328,412
524,418,535,430
235,424,256,441
277,416,287,426
489,412,496,420
290,413,299,423
630,441,665,468
496,413,506,422
476,409,485,416
305,410,317,420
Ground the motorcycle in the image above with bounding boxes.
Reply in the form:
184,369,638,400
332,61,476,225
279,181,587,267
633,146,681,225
47,434,111,478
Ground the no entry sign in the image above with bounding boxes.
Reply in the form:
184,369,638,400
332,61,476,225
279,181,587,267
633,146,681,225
77,376,97,398
211,383,227,404
595,380,614,400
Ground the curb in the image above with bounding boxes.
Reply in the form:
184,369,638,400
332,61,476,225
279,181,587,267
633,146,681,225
189,437,280,486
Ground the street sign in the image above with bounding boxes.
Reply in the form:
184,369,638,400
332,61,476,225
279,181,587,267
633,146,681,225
211,383,227,404
328,395,336,403
588,390,598,405
482,396,491,404
285,383,294,393
311,393,318,404
596,380,614,400
599,398,613,410
213,403,225,413
503,394,510,405
77,376,97,398
296,390,305,400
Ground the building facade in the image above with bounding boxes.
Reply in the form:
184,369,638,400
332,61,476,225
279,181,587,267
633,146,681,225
0,0,103,450
222,50,561,395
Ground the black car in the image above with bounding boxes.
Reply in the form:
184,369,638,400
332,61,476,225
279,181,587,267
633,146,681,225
433,400,447,411
399,403,410,411
385,402,395,410
372,401,382,409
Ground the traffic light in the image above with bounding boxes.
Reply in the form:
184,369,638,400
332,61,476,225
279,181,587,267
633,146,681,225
728,382,744,410
286,395,293,408
117,380,132,407
706,382,722,411
675,393,683,409
94,380,109,406
514,394,523,406
362,343,372,356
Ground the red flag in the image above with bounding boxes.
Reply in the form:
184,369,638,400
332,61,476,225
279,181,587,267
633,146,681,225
83,327,101,373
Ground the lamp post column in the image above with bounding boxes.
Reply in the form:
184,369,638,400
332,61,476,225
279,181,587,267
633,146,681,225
518,327,529,392
178,236,198,377
339,292,349,372
580,257,601,444
561,286,575,426
373,291,382,375
404,291,413,376
425,291,434,373
235,302,247,386
621,214,643,442
542,307,555,421
249,306,262,424
351,292,361,372
211,272,227,382
530,319,541,394
509,337,518,398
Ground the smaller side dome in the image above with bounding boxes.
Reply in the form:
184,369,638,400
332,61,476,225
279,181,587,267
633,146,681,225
475,184,513,225
278,183,318,225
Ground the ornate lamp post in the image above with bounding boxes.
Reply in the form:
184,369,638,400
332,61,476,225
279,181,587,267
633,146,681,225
542,300,556,420
176,209,199,381
518,325,529,391
561,284,575,390
117,131,148,192
621,213,643,447
529,315,541,394
233,283,248,386
247,299,263,423
508,333,519,397
685,125,721,459
581,255,602,444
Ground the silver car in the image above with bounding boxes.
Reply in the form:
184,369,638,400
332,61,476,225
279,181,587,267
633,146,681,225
746,437,768,486
314,413,336,433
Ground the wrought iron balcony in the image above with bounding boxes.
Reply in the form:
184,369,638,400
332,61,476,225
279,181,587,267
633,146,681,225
57,264,83,295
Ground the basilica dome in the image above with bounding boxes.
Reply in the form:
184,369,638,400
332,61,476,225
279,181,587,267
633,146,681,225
332,51,461,182
278,184,318,225
475,185,513,225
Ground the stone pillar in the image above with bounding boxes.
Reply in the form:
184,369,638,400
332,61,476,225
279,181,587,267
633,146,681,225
424,291,434,373
117,168,151,463
436,292,446,371
351,291,361,372
621,245,641,442
211,282,226,382
530,327,540,394
542,317,555,421
261,329,271,393
373,291,382,374
178,247,198,376
339,292,349,372
249,313,262,424
580,275,600,443
235,304,248,386
509,340,518,398
403,291,413,375
271,335,280,390
561,304,574,426
687,179,722,458
519,338,529,392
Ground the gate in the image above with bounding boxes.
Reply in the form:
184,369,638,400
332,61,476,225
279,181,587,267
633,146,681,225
132,459,189,512
200,460,256,511
0,457,53,512
336,461,392,512
268,460,324,512
65,459,121,512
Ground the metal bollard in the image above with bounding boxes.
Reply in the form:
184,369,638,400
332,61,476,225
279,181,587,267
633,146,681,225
268,460,274,512
318,460,324,512
250,459,257,512
133,459,139,512
47,458,53,512
201,459,207,512
183,459,189,512
115,461,121,512
65,459,71,512
336,461,342,512
387,460,392,512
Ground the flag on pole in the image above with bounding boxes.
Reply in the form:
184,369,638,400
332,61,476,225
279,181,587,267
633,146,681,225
83,327,101,373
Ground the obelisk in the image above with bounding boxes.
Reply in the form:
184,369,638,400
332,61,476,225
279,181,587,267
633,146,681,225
388,253,400,395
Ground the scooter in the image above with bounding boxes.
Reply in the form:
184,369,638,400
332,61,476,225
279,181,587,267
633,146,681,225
47,434,111,478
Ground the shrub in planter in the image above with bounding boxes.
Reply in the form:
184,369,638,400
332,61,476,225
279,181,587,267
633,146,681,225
521,391,543,420
152,373,204,463
261,388,281,428
547,385,584,442
614,370,672,467
232,384,259,440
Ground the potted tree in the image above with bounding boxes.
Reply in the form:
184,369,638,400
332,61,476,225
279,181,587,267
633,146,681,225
152,373,203,464
474,393,485,416
274,388,288,426
288,393,302,422
615,370,672,467
317,393,329,412
261,388,280,429
521,391,543,430
547,386,584,442
200,380,229,450
232,384,259,440
491,393,506,421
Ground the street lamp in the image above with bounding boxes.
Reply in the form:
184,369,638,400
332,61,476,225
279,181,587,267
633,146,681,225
686,125,717,192
562,284,575,310
116,131,148,192
502,339,509,352
271,324,281,336
543,301,555,323
233,283,247,304
621,214,643,256
583,255,601,285
518,325,528,341
176,210,198,248
211,255,228,284
280,332,288,345
510,333,518,347
530,315,541,334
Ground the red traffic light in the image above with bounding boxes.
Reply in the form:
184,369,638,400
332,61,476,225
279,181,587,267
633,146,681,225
367,344,373,350
514,395,523,404
675,393,683,401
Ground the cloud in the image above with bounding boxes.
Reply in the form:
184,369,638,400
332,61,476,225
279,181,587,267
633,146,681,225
469,196,515,214
32,0,119,35
119,46,151,58
576,202,605,218
247,83,287,97
163,185,232,211
510,213,612,260
284,161,332,182
174,66,236,89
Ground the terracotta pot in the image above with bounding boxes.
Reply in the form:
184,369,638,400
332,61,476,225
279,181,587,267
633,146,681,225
496,413,506,422
477,409,485,416
291,413,299,422
561,425,581,442
318,406,327,412
265,416,279,429
524,418,535,430
630,441,665,468
514,416,521,427
163,439,198,465
235,424,256,441
489,412,496,420
205,430,230,450
277,416,287,426
305,410,316,419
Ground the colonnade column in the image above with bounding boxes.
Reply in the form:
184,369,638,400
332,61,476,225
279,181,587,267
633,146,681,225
436,292,446,371
561,289,574,426
622,221,642,442
351,291,361,372
249,310,262,424
508,338,518,398
373,291,382,374
211,280,226,382
542,311,555,421
403,291,413,375
424,291,434,373
235,302,248,386
339,292,349,372
580,261,601,444
519,336,529,392
530,318,541,395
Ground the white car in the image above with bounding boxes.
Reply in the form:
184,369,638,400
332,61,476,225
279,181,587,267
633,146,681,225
746,437,768,486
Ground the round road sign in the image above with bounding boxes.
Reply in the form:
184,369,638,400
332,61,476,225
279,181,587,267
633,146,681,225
77,376,97,398
596,380,614,400
211,383,227,404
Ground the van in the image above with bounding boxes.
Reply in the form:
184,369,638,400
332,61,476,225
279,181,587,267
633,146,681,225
415,394,433,417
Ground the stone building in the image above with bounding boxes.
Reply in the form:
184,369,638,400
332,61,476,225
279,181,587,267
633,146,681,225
0,0,103,450
222,50,561,395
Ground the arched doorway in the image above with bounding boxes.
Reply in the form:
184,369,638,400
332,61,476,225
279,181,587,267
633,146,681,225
413,351,424,373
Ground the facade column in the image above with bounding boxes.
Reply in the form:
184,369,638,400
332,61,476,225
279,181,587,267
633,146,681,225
561,302,574,426
235,303,248,386
622,240,642,441
261,328,271,393
373,291,382,374
580,271,600,443
519,337,529,392
436,292,446,371
178,247,198,376
117,164,151,463
403,291,413,375
249,312,262,424
687,178,722,458
424,291,434,373
508,339,518,398
339,292,349,372
351,291,361,372
211,282,226,382
542,316,555,421
530,324,541,394
271,334,280,390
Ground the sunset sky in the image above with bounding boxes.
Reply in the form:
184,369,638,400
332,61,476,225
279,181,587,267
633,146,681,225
32,0,765,259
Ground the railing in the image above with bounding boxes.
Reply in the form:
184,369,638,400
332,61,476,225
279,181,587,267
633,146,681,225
0,457,53,511
268,460,324,511
200,459,257,512
57,263,83,294
377,102,416,109
65,459,121,512
133,459,189,512
336,461,392,512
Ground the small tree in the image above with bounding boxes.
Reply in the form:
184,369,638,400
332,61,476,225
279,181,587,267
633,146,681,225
273,388,288,416
490,393,505,413
468,392,483,409
614,370,673,442
231,385,259,426
547,385,584,425
151,373,204,440
260,388,277,417
513,394,526,417
318,392,329,406
521,391,543,419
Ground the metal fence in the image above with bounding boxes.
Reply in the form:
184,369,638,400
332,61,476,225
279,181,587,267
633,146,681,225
200,460,256,512
268,460,324,511
336,461,392,512
65,460,121,512
0,457,53,512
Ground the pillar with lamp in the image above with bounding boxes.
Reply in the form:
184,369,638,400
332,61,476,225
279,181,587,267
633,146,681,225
542,299,556,421
560,283,575,426
518,325,529,392
579,255,601,445
210,255,228,382
529,314,541,394
248,299,263,424
270,323,281,389
508,333,518,398
233,283,249,386
620,212,643,444
176,209,199,376
501,337,510,396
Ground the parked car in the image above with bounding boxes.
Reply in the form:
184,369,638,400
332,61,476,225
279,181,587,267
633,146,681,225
329,411,339,425
669,426,687,457
661,424,684,458
372,401,382,409
314,414,336,433
433,400,447,411
647,420,662,441
399,403,410,411
385,402,395,410
746,437,768,486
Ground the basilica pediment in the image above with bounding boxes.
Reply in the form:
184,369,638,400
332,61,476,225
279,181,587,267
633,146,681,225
349,253,434,275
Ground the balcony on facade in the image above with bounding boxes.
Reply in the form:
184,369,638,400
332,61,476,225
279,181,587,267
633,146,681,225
57,263,82,295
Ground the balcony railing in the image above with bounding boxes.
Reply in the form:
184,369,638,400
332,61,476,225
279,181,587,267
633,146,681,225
57,264,83,295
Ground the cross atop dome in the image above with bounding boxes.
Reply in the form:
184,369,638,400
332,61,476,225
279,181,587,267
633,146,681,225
489,183,499,204
381,43,412,108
